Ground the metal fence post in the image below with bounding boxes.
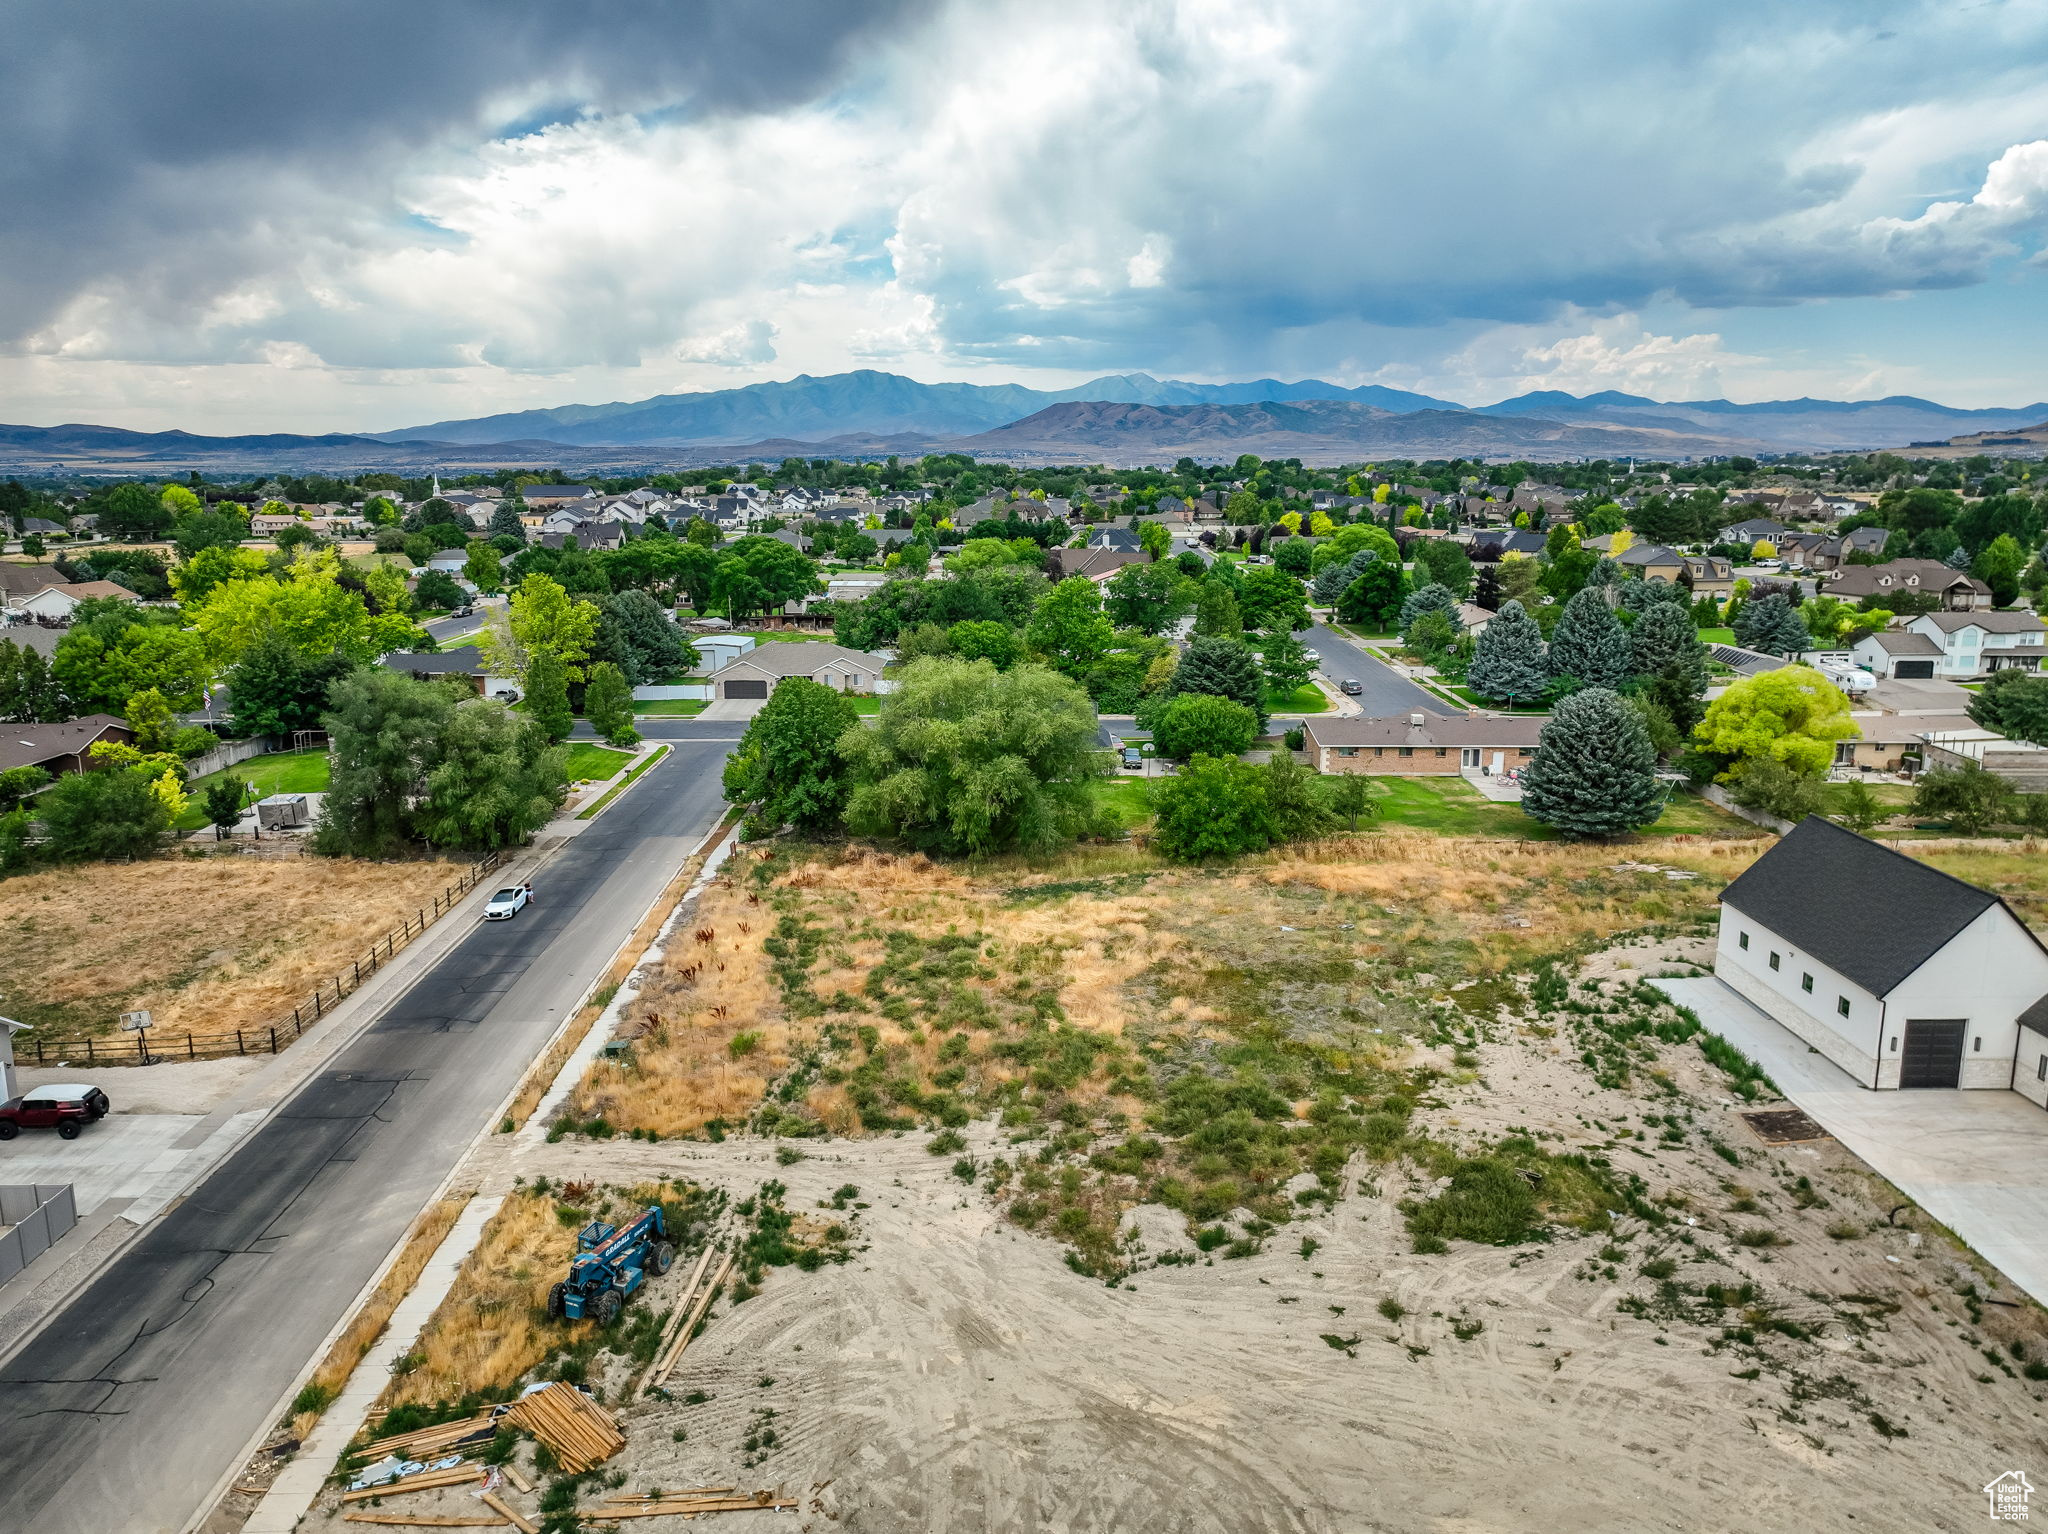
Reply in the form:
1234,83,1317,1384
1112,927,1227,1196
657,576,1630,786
236,1031,245,1056
269,1027,278,1053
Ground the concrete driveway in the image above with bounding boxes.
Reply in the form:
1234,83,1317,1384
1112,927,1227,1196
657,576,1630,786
1655,976,2048,1306
695,695,767,722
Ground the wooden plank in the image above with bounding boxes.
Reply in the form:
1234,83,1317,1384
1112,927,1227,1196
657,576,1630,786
339,1469,486,1504
581,1499,798,1520
602,1490,737,1502
649,1251,733,1387
481,1491,540,1534
502,1465,533,1494
643,1243,717,1386
342,1517,510,1528
361,1413,497,1458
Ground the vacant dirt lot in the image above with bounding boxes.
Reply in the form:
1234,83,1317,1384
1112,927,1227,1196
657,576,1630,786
0,851,467,1041
296,837,2048,1534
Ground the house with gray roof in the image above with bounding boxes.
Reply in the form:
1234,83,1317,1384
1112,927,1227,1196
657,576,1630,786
1714,817,2048,1094
706,641,886,700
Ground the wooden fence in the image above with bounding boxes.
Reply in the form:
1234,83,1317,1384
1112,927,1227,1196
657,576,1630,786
17,851,502,1067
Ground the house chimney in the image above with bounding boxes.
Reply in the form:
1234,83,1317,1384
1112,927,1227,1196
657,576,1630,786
1409,712,1425,726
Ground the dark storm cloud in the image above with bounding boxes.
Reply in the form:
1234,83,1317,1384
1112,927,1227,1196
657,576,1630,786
0,0,932,343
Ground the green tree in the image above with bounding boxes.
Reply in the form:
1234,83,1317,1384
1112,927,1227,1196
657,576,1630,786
1732,592,1811,657
722,677,860,835
0,640,68,723
37,765,171,860
596,588,687,685
1829,780,1890,836
1312,549,1375,606
1968,669,2048,746
171,508,250,559
1411,537,1474,598
52,619,211,714
1238,566,1312,633
314,669,454,857
841,658,1104,855
1103,562,1190,635
414,698,568,850
1259,630,1314,697
1270,536,1312,575
190,548,421,669
0,765,50,811
1151,753,1274,859
99,482,171,541
1024,576,1115,676
1192,580,1244,640
488,500,528,542
1694,666,1858,778
1326,772,1378,831
1164,635,1267,726
464,540,504,594
947,620,1020,669
1465,599,1548,706
203,775,247,839
1546,588,1630,690
1972,533,2027,607
1729,756,1828,822
124,686,176,753
1138,520,1172,561
524,650,573,743
1911,761,2015,836
1338,559,1405,630
582,661,639,746
228,633,354,739
1152,693,1259,760
1520,688,1664,839
414,569,465,610
1263,752,1334,842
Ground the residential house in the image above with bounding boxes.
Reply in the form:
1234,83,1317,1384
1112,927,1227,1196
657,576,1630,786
1302,712,1546,777
1850,629,1946,681
1087,527,1146,553
691,634,756,673
1719,516,1791,548
1456,603,1495,635
1918,727,2048,791
0,563,66,604
1825,560,1990,611
707,641,885,699
6,579,143,621
1714,816,2048,1092
521,484,597,508
1902,611,2048,677
1046,547,1147,583
249,513,303,536
0,714,134,780
1832,710,1977,772
1683,555,1735,598
1469,530,1547,561
1614,543,1689,584
380,645,521,702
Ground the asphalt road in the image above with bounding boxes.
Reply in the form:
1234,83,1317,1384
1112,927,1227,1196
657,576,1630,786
1305,622,1455,716
0,733,738,1534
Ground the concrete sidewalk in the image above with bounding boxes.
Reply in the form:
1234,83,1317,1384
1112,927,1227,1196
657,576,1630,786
1655,976,2048,1306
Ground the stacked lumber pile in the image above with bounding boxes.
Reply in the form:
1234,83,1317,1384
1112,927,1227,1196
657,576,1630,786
585,1489,799,1520
359,1413,498,1460
339,1465,487,1504
505,1383,624,1473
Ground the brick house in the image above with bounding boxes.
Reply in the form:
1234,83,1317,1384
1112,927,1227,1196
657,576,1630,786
1303,712,1546,776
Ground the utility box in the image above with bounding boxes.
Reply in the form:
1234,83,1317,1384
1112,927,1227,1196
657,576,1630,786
256,793,310,830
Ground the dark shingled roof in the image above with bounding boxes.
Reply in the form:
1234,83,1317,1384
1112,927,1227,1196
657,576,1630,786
1718,816,2034,997
2021,993,2048,1039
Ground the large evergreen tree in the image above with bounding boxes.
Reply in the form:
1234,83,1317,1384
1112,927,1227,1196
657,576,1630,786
1546,587,1630,689
1399,582,1462,635
1732,592,1812,657
1164,635,1267,727
1312,549,1373,607
1520,687,1664,839
488,498,528,542
1628,600,1708,694
1465,599,1548,706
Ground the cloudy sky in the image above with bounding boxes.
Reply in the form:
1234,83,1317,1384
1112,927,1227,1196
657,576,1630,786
8,0,2048,433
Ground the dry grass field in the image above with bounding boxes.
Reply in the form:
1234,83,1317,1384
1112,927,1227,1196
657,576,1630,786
0,852,467,1041
294,832,2048,1534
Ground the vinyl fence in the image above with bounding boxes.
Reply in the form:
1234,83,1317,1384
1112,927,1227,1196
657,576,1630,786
0,1184,78,1285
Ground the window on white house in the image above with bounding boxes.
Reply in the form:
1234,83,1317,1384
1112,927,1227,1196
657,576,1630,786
1974,1037,1982,1053
1801,973,1813,993
1769,952,1781,971
1738,932,1750,950
2038,1055,2046,1083
1837,996,1851,1018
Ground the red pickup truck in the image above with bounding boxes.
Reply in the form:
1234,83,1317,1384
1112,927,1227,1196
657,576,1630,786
0,1083,111,1140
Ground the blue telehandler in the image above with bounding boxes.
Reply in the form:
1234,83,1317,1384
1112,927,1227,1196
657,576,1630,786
546,1205,675,1325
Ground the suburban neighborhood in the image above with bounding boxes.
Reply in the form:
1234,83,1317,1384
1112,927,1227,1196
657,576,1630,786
9,4,2048,1531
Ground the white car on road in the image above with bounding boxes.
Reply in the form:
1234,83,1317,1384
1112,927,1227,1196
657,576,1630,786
484,884,532,920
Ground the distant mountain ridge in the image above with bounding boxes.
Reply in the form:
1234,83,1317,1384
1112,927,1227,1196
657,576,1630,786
378,369,2048,453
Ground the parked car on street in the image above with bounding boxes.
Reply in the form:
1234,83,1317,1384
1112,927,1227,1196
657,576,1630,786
1121,746,1144,770
1340,678,1363,696
0,1084,111,1140
484,884,533,920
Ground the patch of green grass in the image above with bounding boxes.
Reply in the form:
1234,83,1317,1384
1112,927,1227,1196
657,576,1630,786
1696,627,1736,645
175,748,331,830
1092,777,1154,828
849,695,882,715
561,743,634,783
1355,777,1760,842
1263,682,1329,715
633,698,709,716
1443,684,1548,714
578,746,668,819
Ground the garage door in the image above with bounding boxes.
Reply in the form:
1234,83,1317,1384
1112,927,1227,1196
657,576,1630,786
723,679,769,699
1900,1019,1966,1088
1894,660,1936,680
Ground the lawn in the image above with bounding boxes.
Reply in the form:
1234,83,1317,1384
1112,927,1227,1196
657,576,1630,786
175,748,331,830
1444,683,1548,714
1697,627,1736,645
633,698,709,716
1092,776,1155,828
1264,682,1329,714
562,742,634,782
850,695,882,715
1360,776,1761,841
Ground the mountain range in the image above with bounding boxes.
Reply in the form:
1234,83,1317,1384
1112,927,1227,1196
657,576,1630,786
374,370,2048,454
4,370,2047,472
